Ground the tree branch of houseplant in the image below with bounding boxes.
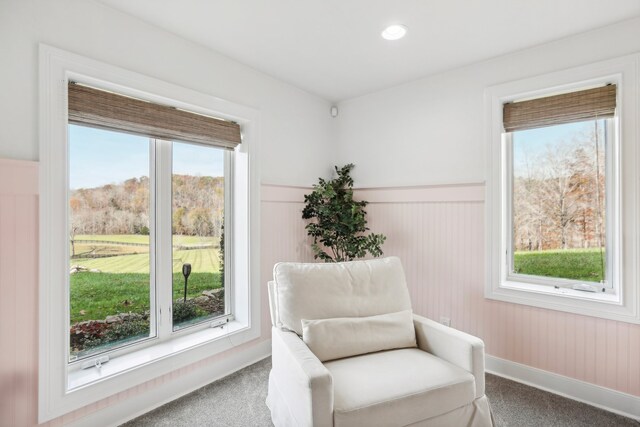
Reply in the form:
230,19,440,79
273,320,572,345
302,164,386,262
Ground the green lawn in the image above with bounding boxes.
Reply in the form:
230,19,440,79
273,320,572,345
70,271,221,324
70,238,221,324
514,248,605,283
72,248,219,274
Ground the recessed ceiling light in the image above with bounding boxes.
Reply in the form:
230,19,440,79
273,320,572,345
381,24,408,41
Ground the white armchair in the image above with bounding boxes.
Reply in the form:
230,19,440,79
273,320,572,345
266,257,493,427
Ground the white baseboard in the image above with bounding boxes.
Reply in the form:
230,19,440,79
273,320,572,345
69,339,272,427
486,355,640,421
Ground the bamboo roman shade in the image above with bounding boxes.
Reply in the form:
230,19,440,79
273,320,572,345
503,85,617,132
68,83,242,149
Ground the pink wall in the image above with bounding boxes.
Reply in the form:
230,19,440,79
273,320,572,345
260,183,640,397
0,159,39,427
0,161,310,427
361,185,640,397
1,162,638,426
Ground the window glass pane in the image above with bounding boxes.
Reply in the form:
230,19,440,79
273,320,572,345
68,124,152,361
171,142,225,330
511,119,607,283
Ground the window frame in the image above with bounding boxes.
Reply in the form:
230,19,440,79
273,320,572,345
39,45,261,422
484,53,640,324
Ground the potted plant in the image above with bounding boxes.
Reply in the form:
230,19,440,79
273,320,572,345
302,164,386,262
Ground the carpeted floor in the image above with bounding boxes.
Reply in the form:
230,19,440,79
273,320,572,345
485,374,639,427
122,357,639,427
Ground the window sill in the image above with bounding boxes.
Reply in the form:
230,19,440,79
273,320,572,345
486,279,640,324
502,280,619,303
68,319,248,391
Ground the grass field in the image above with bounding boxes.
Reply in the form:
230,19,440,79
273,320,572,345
70,272,221,323
69,234,221,324
73,248,219,274
514,248,605,282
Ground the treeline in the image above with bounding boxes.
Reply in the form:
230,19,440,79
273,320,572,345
513,130,605,251
70,175,224,237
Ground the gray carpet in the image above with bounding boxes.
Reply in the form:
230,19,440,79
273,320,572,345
123,357,639,427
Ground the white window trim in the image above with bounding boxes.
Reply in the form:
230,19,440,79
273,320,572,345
485,53,640,324
39,45,261,422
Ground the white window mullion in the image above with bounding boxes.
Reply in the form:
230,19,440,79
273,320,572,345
504,132,514,278
155,139,173,339
224,150,234,316
606,117,620,291
148,139,158,339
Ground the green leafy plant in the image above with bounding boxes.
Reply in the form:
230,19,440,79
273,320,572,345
172,300,200,324
104,319,149,342
302,164,386,262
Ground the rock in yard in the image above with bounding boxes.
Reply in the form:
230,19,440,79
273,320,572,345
70,265,88,274
105,315,121,324
202,289,223,298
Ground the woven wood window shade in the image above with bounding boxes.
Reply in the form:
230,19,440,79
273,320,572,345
68,83,242,149
503,85,616,132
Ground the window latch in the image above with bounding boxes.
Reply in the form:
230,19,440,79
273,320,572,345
81,355,110,370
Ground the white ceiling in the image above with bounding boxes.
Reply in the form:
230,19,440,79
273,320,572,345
99,0,640,102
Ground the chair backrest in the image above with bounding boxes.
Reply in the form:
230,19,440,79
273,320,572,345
269,256,412,336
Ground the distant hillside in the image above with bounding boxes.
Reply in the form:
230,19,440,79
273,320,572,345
70,175,224,237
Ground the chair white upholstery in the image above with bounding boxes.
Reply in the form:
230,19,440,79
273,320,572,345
266,257,493,427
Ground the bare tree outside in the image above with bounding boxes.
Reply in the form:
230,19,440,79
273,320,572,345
512,119,607,283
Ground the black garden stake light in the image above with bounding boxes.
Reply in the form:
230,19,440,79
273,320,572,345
182,263,192,303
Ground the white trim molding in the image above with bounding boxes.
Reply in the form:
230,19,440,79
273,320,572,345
261,184,310,203
39,44,262,422
486,355,640,421
356,183,484,204
484,53,640,324
260,182,486,204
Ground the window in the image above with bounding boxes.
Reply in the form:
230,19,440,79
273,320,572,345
68,123,231,362
485,54,640,324
506,86,615,292
39,46,260,422
66,82,237,364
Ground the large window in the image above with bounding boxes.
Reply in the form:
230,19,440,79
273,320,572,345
485,55,640,324
66,83,236,364
501,84,619,295
39,45,260,422
68,125,230,362
508,118,612,290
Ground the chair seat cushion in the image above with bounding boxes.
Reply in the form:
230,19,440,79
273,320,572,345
324,348,476,427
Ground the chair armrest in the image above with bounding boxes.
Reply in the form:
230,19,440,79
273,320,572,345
413,314,486,398
270,327,333,426
268,281,277,326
